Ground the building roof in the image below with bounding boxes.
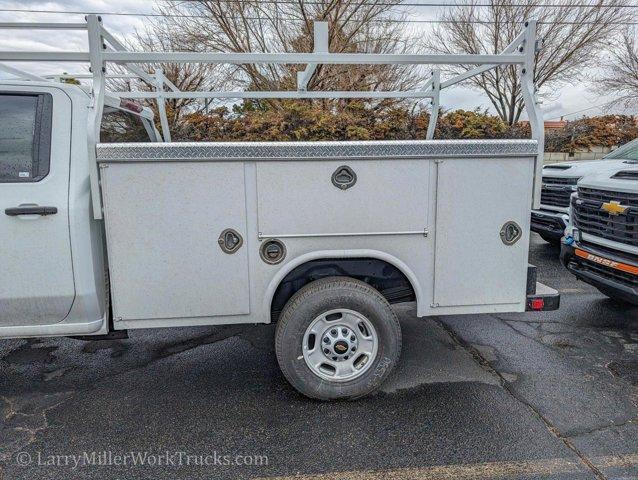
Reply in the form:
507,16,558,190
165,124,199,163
520,120,567,130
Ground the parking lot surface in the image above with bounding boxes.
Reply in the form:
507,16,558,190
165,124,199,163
1,234,636,480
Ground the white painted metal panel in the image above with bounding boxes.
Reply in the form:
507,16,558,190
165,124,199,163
256,160,429,236
433,157,534,308
101,162,250,321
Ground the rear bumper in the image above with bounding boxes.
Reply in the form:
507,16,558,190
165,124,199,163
561,242,638,304
525,264,560,311
530,209,568,239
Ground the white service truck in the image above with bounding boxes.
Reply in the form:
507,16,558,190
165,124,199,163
0,17,558,399
562,161,638,305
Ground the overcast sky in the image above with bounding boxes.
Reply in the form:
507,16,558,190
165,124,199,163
0,0,626,121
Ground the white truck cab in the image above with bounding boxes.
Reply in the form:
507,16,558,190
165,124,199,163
0,82,158,335
0,17,558,400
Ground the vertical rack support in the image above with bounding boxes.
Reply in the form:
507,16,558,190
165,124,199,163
520,19,544,209
86,14,106,220
297,21,329,91
155,68,171,142
426,70,440,140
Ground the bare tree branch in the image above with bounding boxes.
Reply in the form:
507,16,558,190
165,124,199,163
153,0,420,111
424,0,633,125
596,26,638,109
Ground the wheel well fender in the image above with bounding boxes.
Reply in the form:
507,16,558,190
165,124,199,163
264,250,421,322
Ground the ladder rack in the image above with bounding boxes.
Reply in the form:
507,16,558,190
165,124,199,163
0,15,544,219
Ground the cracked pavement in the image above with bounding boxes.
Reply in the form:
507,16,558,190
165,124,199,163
0,233,636,479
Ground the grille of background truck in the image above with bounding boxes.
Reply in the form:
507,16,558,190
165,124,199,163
540,177,578,208
574,187,638,247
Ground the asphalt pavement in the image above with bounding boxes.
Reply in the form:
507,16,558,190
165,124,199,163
0,233,636,480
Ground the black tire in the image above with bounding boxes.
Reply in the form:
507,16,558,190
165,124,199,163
275,276,401,400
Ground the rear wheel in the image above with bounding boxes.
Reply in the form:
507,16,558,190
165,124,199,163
275,276,401,400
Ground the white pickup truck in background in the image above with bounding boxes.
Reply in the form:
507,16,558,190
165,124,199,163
530,141,638,244
562,161,638,305
0,17,559,400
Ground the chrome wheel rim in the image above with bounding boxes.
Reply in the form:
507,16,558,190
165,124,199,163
302,308,378,382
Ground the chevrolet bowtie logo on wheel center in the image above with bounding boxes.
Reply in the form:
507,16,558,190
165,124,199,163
601,200,629,216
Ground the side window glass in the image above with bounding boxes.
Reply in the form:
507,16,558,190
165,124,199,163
0,93,52,183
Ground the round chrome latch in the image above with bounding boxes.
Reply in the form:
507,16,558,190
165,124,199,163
218,228,243,254
500,221,522,245
260,239,286,264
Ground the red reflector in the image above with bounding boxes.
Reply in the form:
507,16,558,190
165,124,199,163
530,298,544,311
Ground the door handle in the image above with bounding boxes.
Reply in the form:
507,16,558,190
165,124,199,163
5,206,58,216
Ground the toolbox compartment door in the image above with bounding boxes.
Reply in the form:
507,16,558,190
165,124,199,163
100,161,250,323
433,157,534,308
256,159,429,236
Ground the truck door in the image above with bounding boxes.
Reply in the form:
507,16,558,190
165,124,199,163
0,88,75,327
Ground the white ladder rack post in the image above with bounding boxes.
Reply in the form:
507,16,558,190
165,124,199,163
154,68,171,142
519,19,544,210
86,15,106,220
297,21,329,92
426,70,441,140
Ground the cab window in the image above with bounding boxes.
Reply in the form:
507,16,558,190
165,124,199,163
0,93,52,182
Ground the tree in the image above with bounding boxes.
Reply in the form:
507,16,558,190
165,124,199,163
544,115,638,152
174,101,432,142
106,23,224,137
424,0,634,125
153,0,420,109
173,104,526,142
597,27,638,108
439,108,510,138
107,1,424,135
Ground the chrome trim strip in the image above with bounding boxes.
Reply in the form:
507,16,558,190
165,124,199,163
258,230,428,240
